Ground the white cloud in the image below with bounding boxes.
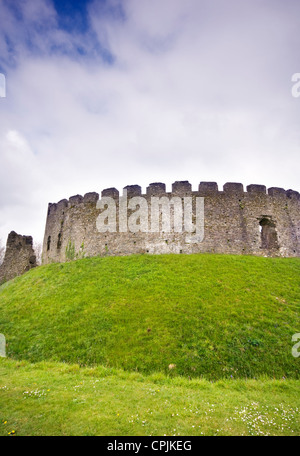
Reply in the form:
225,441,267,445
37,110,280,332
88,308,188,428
0,0,300,244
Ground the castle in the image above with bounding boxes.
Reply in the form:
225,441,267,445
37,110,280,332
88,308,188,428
0,180,299,284
42,180,300,262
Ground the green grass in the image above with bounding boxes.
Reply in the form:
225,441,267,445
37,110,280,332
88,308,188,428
0,358,299,436
0,253,300,380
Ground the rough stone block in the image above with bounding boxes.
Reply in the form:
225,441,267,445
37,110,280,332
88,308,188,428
83,192,99,203
57,199,69,211
146,183,166,196
198,182,218,193
123,185,142,197
101,188,119,198
268,187,286,196
172,181,192,194
286,189,300,200
246,184,266,194
223,183,244,193
69,195,83,205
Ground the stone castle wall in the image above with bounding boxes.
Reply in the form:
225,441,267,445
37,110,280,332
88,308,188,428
42,181,300,264
0,231,37,284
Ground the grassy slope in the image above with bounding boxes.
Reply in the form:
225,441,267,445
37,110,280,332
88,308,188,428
0,253,299,380
0,358,299,436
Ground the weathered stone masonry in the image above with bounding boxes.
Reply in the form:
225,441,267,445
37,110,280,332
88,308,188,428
0,231,37,284
42,181,300,264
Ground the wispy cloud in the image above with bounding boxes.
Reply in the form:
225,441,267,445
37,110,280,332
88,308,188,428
0,0,300,243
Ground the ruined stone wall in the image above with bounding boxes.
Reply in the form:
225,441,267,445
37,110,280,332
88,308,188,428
42,181,300,264
0,231,37,284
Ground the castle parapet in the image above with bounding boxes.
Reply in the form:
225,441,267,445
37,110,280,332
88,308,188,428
123,185,142,197
69,195,83,205
198,182,218,194
268,187,286,196
172,181,192,194
83,192,99,203
223,182,244,193
57,199,69,210
47,199,68,216
101,188,119,198
286,189,300,200
146,182,166,196
47,202,57,215
246,184,266,194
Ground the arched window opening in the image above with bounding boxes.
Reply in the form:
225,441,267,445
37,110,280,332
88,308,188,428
259,218,279,250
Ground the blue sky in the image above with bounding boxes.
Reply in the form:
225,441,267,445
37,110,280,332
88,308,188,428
0,0,300,244
52,0,124,34
51,0,92,41
52,0,92,25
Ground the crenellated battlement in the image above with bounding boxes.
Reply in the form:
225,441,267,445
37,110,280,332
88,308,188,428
46,181,300,215
42,180,300,264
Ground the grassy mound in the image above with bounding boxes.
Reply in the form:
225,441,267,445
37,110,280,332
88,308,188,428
0,253,299,380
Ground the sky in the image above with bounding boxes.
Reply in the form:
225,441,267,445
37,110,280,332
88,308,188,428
0,0,300,244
